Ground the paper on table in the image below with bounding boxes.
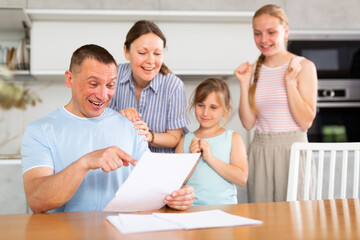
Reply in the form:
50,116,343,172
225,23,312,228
153,209,263,229
107,214,184,234
103,152,200,212
106,209,263,234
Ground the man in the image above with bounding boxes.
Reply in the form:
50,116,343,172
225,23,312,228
21,44,194,213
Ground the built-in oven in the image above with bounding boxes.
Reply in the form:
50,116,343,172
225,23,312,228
288,35,360,142
307,80,360,142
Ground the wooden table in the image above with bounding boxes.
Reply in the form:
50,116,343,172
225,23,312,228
1,199,359,240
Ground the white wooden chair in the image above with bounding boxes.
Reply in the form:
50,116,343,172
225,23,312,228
286,142,360,201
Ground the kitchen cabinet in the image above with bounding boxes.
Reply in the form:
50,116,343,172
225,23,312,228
0,0,26,8
27,0,159,10
286,0,360,30
23,3,258,80
0,159,28,214
25,0,360,30
29,20,258,79
0,8,30,38
160,0,284,11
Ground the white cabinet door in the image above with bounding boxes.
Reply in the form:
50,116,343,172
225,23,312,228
160,0,284,11
30,21,131,78
27,0,159,9
30,21,259,77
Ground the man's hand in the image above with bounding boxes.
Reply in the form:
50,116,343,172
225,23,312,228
80,146,137,172
163,185,195,210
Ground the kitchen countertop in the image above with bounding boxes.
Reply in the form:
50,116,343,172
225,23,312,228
0,155,22,164
0,154,22,159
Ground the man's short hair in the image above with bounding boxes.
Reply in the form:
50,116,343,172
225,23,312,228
69,44,117,74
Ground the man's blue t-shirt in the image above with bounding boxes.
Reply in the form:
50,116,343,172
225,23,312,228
21,107,149,212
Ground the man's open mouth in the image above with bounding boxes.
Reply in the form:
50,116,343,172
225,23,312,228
89,100,104,106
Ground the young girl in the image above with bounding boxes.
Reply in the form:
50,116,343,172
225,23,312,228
175,78,248,206
234,4,317,203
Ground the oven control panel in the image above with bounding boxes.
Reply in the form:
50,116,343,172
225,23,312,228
317,80,360,102
318,89,346,99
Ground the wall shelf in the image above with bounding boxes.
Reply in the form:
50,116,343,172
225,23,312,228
30,70,64,81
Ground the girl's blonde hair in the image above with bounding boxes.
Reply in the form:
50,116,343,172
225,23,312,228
190,78,232,126
250,4,289,113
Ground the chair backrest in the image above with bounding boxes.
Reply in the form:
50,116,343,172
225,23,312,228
286,142,360,201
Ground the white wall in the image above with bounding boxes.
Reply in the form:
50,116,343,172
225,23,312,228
0,80,71,155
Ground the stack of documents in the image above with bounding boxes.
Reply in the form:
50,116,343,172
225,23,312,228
107,209,263,234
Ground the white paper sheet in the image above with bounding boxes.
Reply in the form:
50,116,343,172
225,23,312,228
103,152,200,212
153,210,263,229
106,210,263,234
107,214,183,234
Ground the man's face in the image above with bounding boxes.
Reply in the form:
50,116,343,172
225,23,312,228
65,58,117,118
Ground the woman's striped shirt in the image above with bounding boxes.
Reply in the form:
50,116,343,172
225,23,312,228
108,63,189,153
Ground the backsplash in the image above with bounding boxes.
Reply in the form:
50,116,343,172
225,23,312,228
0,80,71,155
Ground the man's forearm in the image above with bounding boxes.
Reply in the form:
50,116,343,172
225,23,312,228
24,159,89,213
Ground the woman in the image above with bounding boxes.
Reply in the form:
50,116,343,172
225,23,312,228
109,20,189,153
234,4,317,203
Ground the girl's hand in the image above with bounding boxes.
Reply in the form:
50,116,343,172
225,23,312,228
119,107,141,121
199,139,213,163
234,62,252,85
189,138,201,153
285,57,302,85
132,120,152,142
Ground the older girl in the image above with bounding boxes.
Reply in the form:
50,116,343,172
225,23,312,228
235,4,317,203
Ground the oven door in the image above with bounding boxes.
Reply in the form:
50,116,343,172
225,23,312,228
288,40,360,79
308,102,360,142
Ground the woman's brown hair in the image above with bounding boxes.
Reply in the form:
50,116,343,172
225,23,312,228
249,4,288,113
190,78,232,126
124,20,171,75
